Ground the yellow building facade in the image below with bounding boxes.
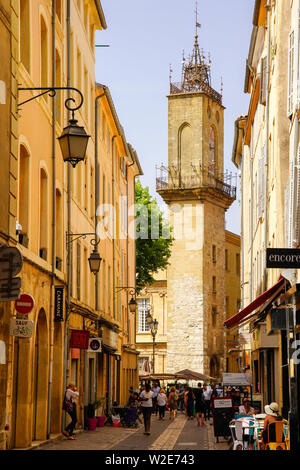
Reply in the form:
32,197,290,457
231,0,298,422
0,0,141,450
136,270,167,375
224,231,241,373
0,0,19,450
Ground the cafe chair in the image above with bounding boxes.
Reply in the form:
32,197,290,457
265,421,287,451
233,421,246,450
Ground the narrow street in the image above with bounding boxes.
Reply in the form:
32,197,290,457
34,412,228,452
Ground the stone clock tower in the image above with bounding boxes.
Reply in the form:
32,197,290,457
156,26,236,379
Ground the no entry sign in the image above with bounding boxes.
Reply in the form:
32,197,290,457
14,293,35,315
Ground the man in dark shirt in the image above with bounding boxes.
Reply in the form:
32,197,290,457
194,382,205,427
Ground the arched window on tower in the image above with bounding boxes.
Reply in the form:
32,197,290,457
208,126,216,175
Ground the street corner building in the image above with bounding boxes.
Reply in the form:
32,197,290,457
0,0,142,449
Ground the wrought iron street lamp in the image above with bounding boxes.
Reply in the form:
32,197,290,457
146,306,159,374
128,295,137,313
88,247,102,275
58,113,90,167
67,232,101,275
18,86,90,167
115,286,138,314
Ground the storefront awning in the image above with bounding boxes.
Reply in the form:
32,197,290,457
224,276,287,330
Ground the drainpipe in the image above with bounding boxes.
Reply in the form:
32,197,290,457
47,0,56,439
62,0,71,431
263,0,271,291
95,91,105,311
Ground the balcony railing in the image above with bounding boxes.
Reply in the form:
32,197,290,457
156,165,236,199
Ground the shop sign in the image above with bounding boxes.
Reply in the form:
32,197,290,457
266,248,300,269
54,287,64,321
70,330,90,349
222,372,252,386
0,246,23,279
87,337,102,353
10,318,33,338
102,327,118,350
213,399,233,409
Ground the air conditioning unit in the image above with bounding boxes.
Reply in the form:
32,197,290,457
87,337,102,353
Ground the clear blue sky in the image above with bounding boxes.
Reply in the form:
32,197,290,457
95,0,255,235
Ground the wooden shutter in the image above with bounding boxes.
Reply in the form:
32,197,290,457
288,31,295,116
259,56,267,105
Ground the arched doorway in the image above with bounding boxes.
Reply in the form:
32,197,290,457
32,308,49,441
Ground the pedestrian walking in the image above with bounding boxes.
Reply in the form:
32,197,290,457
203,383,212,421
152,380,160,415
139,383,154,435
168,386,178,419
178,385,185,411
62,383,79,440
194,382,205,427
186,388,195,420
157,388,168,420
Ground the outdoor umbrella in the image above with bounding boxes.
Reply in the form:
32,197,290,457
175,369,217,382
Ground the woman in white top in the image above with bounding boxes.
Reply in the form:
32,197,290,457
157,389,168,420
62,383,79,439
139,384,154,435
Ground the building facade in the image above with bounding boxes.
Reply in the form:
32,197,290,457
156,28,236,379
136,270,167,375
0,0,19,450
224,231,242,373
230,0,300,445
0,0,141,450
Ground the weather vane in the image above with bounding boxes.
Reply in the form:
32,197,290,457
195,1,201,34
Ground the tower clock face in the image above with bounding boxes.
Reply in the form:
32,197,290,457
209,126,215,174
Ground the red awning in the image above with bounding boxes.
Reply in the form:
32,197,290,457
224,276,286,330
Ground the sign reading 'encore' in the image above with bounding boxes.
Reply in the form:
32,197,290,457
266,248,300,269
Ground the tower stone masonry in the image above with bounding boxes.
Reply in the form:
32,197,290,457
156,26,236,379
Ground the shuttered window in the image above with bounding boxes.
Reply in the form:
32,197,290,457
288,31,295,116
259,56,267,105
76,243,81,300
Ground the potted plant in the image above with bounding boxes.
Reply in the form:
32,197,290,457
94,397,106,427
86,401,98,431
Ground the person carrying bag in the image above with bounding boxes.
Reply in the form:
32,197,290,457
62,383,79,440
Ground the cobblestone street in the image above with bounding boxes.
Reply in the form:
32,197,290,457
32,413,229,451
